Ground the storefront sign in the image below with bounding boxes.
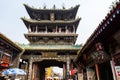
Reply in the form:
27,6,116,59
1,54,11,64
115,66,120,80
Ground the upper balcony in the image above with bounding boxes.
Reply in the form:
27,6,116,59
22,17,80,33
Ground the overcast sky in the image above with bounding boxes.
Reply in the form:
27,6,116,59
0,0,116,45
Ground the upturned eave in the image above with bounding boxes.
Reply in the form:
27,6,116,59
0,32,23,52
21,17,81,28
23,4,80,19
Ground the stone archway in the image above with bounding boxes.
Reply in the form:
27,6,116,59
32,60,66,80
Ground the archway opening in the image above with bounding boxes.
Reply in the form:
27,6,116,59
45,66,63,80
32,60,66,80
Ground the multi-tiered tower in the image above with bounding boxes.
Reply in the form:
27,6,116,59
21,4,81,80
22,4,80,45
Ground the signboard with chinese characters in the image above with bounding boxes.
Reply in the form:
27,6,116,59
115,66,120,80
41,52,57,58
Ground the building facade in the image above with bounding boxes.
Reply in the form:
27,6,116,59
0,32,23,74
75,1,120,80
20,4,81,80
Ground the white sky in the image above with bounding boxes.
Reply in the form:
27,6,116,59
0,0,116,45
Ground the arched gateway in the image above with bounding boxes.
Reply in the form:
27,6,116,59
19,4,81,80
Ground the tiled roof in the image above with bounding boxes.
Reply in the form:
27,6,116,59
19,44,82,50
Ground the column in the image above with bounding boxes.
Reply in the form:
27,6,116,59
45,26,47,33
11,49,25,68
28,24,31,33
50,13,54,21
36,25,38,33
24,61,28,80
73,25,75,33
56,25,58,33
95,64,100,80
110,58,117,80
65,25,68,33
83,69,87,80
66,55,70,80
28,57,33,80
63,64,66,79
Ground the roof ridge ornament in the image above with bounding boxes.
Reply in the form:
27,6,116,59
62,3,65,9
53,4,56,9
43,3,46,9
109,0,119,10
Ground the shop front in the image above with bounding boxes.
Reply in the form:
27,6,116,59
0,32,23,75
112,53,120,80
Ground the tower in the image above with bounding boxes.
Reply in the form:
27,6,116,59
21,4,81,80
22,4,80,45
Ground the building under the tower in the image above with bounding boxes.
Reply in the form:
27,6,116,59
19,4,81,80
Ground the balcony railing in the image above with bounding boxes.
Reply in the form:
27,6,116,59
28,31,76,34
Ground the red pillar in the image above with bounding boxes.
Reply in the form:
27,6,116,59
95,64,100,80
111,58,117,80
